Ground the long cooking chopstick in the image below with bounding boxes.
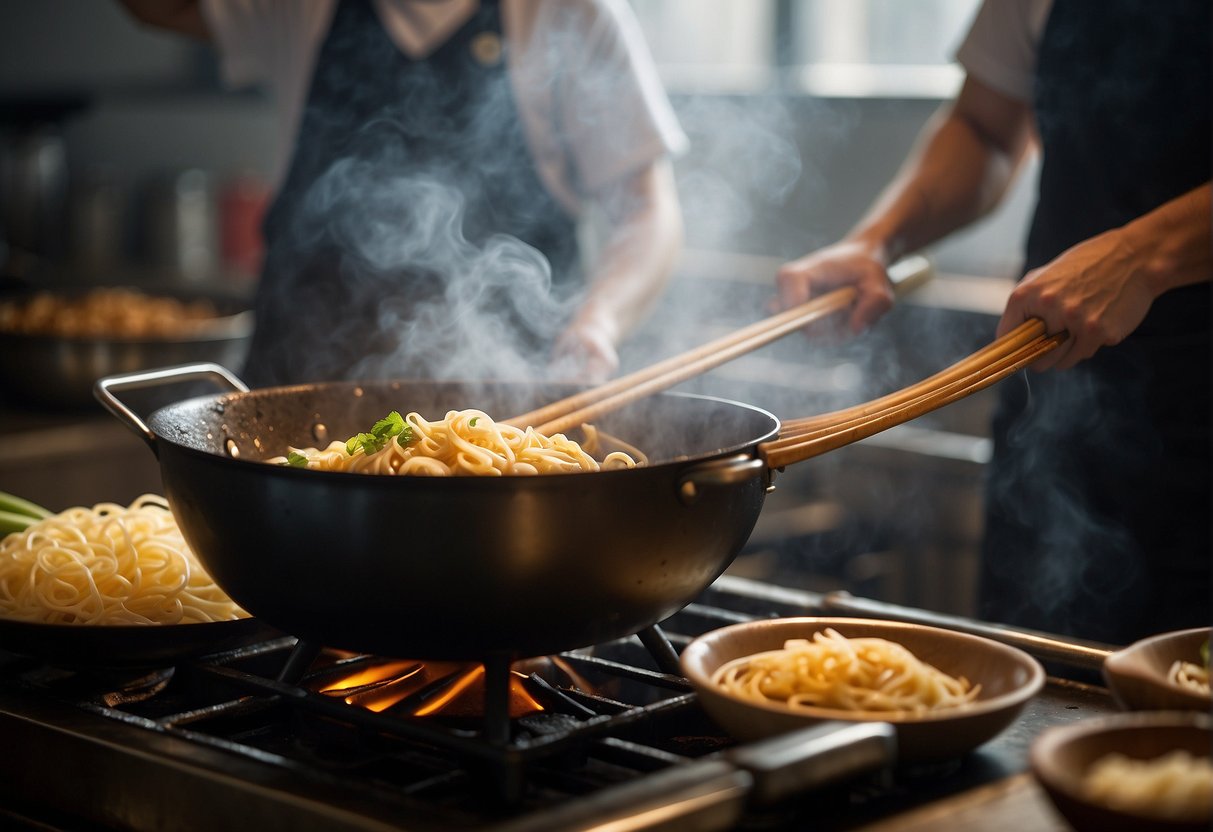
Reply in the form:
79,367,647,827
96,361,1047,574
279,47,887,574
778,317,1047,436
510,255,933,435
528,290,856,436
759,325,1066,469
775,328,1062,445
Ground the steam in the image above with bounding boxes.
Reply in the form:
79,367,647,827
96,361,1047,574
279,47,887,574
301,157,572,382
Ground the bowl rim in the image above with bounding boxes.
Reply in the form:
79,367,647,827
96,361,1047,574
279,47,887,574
679,615,1046,725
1029,710,1213,824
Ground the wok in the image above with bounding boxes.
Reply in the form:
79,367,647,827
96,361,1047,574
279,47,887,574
95,319,1056,664
0,283,252,409
96,364,781,661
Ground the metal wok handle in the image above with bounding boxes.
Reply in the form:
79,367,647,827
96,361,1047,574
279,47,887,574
677,453,769,504
93,362,249,451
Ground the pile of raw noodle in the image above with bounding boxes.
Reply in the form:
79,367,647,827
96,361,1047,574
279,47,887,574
712,628,981,714
0,495,247,625
271,409,641,476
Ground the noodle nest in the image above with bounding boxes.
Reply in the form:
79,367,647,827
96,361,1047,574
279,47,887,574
270,409,642,476
0,495,248,625
711,628,981,715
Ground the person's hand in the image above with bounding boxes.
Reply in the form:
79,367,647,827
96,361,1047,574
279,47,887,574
549,313,620,385
997,228,1156,371
776,241,896,334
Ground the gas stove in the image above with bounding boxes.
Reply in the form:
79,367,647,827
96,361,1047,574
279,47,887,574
0,576,1116,831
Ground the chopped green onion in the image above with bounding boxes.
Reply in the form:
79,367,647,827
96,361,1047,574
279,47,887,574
345,410,413,455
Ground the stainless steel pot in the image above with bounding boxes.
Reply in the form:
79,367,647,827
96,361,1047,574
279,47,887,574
1,286,252,409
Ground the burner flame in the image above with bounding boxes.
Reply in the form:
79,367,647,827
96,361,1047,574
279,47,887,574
317,660,544,718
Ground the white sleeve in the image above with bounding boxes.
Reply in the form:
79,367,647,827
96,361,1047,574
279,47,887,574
199,0,277,88
507,0,687,210
955,0,1052,102
200,0,332,93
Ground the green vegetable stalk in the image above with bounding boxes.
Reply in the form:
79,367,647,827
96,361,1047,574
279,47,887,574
0,490,53,537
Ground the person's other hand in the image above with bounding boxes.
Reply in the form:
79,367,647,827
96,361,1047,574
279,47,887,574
996,228,1155,371
776,241,896,335
549,315,620,385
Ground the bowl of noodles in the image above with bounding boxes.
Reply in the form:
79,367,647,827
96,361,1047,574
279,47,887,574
1102,627,1211,712
1030,711,1212,832
680,616,1045,762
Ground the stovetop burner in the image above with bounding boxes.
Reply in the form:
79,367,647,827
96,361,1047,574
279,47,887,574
0,577,1117,832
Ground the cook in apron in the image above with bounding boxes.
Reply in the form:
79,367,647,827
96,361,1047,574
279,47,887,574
244,0,580,387
978,0,1211,644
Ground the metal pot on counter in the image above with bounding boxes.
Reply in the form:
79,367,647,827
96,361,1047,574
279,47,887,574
0,283,252,409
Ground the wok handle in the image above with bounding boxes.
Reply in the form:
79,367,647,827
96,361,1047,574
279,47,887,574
93,362,249,451
677,454,768,504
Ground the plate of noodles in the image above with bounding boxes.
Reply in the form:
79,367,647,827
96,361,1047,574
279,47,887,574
679,616,1045,762
1102,627,1211,712
0,493,276,667
1030,711,1212,832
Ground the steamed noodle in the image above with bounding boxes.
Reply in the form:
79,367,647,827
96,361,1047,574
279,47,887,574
1083,750,1213,822
712,628,981,714
269,409,642,476
0,495,247,625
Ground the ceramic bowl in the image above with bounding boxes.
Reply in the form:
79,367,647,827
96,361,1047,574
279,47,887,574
1102,627,1210,712
1030,711,1212,832
679,616,1045,762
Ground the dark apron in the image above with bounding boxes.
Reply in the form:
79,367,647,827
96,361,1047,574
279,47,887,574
244,0,580,387
978,0,1212,643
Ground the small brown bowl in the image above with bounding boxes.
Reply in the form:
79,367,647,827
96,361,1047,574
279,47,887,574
1102,627,1210,712
679,616,1045,762
1030,711,1212,832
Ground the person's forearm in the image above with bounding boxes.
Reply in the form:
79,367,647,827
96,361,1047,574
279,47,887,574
849,80,1033,266
1122,182,1212,297
577,161,683,342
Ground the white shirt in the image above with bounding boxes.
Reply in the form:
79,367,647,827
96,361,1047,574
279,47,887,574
199,0,687,214
955,0,1054,102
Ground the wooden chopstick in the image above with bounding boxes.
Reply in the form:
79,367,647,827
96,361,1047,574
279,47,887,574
509,255,936,435
759,326,1066,469
779,318,1047,436
510,287,857,435
773,329,1058,445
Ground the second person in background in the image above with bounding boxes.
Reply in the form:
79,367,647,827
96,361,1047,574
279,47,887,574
774,0,1211,645
119,0,686,386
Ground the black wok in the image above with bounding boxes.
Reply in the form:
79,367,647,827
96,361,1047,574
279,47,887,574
95,364,780,661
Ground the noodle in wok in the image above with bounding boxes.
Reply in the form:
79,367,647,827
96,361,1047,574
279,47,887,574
269,409,642,476
712,628,981,714
0,495,247,625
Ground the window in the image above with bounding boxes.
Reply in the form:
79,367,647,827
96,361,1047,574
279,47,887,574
631,0,982,98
